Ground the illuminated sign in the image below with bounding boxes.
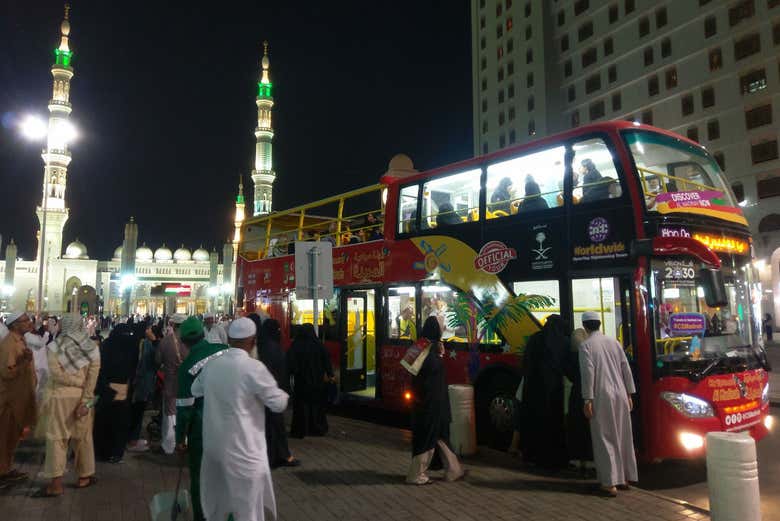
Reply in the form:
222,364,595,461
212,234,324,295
163,284,191,297
691,233,749,255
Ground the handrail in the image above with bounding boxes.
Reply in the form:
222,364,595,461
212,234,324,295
637,166,718,194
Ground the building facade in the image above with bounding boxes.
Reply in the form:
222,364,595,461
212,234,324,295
471,0,780,321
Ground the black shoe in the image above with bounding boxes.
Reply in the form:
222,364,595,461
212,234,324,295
281,458,301,467
108,456,124,464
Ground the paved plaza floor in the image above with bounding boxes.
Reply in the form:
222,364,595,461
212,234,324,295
0,413,709,521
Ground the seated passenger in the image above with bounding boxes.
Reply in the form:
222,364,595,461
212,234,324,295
365,213,383,240
490,177,515,214
435,202,462,227
403,210,418,234
516,176,549,213
579,158,612,203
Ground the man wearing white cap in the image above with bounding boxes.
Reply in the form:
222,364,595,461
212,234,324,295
0,312,37,485
193,317,288,521
578,311,637,497
156,313,189,454
203,312,227,345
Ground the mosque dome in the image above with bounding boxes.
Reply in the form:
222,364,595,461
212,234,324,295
64,239,88,259
113,246,123,260
154,244,173,262
136,244,153,262
174,245,192,262
192,247,210,263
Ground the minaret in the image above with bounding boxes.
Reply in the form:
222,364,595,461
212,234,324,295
233,176,246,249
36,4,74,262
251,41,275,216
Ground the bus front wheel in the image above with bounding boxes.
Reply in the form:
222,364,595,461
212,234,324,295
475,369,520,450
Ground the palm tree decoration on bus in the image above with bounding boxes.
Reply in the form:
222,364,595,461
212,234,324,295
446,290,554,382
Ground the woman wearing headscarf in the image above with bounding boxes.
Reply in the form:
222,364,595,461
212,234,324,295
253,316,299,468
579,159,612,203
34,314,100,497
564,327,593,472
93,323,138,463
127,323,162,452
489,177,515,214
287,323,333,438
516,176,550,213
518,314,569,468
406,317,465,485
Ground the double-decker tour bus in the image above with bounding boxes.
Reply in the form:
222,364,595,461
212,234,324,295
236,121,772,461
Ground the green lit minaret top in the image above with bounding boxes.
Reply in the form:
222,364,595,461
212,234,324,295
237,177,245,204
257,41,272,99
54,4,73,68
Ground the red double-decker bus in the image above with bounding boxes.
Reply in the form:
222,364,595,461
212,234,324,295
237,121,772,461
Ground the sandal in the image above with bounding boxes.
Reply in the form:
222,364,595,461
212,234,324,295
77,476,98,489
32,487,64,498
1,469,28,482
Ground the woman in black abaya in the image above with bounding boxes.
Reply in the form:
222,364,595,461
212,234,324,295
405,317,465,485
287,324,333,438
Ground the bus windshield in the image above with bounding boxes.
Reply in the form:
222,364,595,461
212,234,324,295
623,130,738,213
650,256,765,376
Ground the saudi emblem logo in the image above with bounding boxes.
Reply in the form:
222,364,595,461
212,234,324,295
474,241,517,274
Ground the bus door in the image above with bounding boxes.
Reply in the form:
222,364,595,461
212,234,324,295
571,276,633,354
339,289,377,397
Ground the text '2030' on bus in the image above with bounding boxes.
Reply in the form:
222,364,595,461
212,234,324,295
237,121,772,462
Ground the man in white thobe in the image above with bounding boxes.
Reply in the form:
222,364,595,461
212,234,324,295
192,317,288,521
203,313,227,345
579,311,638,496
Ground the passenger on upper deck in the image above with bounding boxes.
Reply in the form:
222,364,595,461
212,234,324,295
490,177,515,214
516,175,549,213
435,203,462,227
579,159,613,203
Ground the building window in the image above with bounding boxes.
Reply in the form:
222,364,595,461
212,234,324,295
745,104,773,129
568,85,576,102
625,0,635,14
704,16,717,38
609,4,619,23
644,47,654,66
707,119,720,140
500,134,506,148
734,33,761,60
506,0,513,9
508,83,515,99
481,57,487,70
527,95,534,111
656,7,668,28
480,0,485,8
498,67,505,81
482,120,488,133
771,0,780,8
497,3,503,16
604,37,614,56
525,25,532,40
482,142,488,155
775,23,780,45
639,17,650,37
582,47,597,68
499,111,506,125
482,99,488,113
481,78,487,91
608,65,617,83
642,110,653,125
572,110,580,127
480,16,486,30
564,60,573,77
585,73,602,94
498,90,505,104
527,72,534,87
700,0,712,5
507,61,515,74
661,38,671,58
508,107,516,120
740,68,767,94
665,67,678,89
498,46,504,59
561,34,570,52
590,100,605,120
687,127,699,141
509,129,517,144
497,24,504,38
508,38,515,52
579,21,594,42
612,92,622,111
682,94,694,116
526,48,533,64
528,120,535,135
702,86,715,108
729,0,755,27
709,48,723,71
558,10,565,26
574,0,589,16
732,182,745,202
507,17,514,31
714,152,725,170
752,140,779,164
525,2,531,17
481,37,486,50
758,176,780,198
648,75,659,96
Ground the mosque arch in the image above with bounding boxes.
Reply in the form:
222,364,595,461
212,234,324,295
758,214,780,233
76,285,97,316
64,276,82,312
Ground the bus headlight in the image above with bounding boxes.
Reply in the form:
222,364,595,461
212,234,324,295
661,392,715,418
765,415,775,431
762,383,770,405
679,432,705,451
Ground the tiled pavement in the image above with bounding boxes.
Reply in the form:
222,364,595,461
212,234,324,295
1,415,708,521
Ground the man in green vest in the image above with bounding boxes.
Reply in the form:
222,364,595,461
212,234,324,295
174,316,229,521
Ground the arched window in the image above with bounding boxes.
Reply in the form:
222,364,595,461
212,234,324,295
758,214,780,233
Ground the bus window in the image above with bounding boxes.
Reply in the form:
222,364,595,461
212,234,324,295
571,278,621,342
513,280,560,323
387,286,417,342
398,184,419,234
571,138,622,205
421,169,482,229
421,284,503,346
486,146,565,218
289,289,340,341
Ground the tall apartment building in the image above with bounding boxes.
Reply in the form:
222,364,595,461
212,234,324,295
471,0,780,320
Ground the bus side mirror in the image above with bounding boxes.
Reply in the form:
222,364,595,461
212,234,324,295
699,268,728,308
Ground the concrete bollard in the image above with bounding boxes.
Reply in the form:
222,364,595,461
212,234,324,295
448,384,476,456
706,431,761,521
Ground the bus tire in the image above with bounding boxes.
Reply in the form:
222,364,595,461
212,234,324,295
474,369,520,451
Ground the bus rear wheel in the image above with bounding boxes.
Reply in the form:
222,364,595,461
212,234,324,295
475,370,520,451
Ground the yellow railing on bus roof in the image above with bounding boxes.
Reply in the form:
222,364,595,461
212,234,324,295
241,183,385,259
637,166,719,194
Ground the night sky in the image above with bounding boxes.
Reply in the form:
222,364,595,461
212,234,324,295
0,1,473,260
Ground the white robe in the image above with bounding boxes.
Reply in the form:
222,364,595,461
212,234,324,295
579,330,638,487
204,324,228,345
192,348,289,521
